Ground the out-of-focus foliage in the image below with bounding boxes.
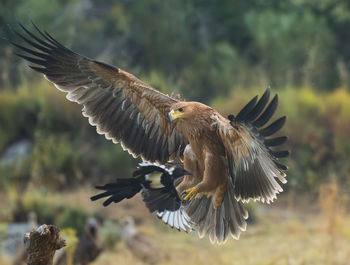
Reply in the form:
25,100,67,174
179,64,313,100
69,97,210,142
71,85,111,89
2,0,350,101
6,189,91,235
100,220,122,250
60,228,79,265
59,208,88,235
0,82,137,191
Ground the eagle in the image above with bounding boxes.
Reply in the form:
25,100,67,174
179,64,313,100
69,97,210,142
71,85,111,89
12,22,289,244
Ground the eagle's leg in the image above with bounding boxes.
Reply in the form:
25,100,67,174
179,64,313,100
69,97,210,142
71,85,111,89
176,145,201,196
184,152,227,208
213,175,228,208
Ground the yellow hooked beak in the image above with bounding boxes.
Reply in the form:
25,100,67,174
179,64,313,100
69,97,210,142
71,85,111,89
168,109,184,122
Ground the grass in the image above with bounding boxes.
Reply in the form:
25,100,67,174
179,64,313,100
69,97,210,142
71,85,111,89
1,185,349,265
92,215,350,265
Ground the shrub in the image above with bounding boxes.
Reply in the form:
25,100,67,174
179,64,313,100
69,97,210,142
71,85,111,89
58,208,88,235
100,220,121,249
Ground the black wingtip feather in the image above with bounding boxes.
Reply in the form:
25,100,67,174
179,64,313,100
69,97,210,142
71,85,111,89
44,30,66,49
264,136,288,147
15,52,47,66
270,150,290,158
29,65,48,74
17,22,56,50
13,28,51,53
10,40,50,59
236,95,258,121
30,20,54,44
13,22,69,59
260,116,286,137
274,161,288,170
253,94,278,128
245,88,271,122
30,21,66,51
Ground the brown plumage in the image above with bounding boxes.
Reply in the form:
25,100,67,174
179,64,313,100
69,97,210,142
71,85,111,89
12,22,289,244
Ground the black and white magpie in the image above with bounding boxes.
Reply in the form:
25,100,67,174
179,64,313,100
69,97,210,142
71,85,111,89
90,162,192,213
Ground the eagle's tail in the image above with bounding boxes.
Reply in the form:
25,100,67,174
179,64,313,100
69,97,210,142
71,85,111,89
184,178,248,244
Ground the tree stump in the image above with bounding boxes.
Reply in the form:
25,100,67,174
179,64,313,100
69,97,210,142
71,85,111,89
24,224,66,265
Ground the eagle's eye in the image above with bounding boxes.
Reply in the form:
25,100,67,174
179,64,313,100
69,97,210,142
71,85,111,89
178,107,184,112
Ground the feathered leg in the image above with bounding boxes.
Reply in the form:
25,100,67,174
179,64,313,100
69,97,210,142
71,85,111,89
184,152,227,208
176,145,201,195
214,176,228,208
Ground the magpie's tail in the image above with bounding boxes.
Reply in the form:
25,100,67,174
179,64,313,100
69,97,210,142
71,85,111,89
90,178,142,206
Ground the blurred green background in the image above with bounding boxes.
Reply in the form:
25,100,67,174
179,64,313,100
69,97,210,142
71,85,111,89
0,1,350,265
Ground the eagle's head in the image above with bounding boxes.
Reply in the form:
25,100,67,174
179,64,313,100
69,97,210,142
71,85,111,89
169,102,212,122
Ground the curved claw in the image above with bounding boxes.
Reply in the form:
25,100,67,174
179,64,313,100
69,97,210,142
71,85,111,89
182,187,198,201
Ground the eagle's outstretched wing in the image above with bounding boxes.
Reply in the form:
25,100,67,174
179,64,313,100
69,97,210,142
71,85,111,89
12,23,187,163
214,89,289,203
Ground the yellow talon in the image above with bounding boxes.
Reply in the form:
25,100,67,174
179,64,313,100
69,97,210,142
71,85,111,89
183,187,198,201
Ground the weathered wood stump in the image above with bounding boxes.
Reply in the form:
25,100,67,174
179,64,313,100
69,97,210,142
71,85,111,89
24,224,66,265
